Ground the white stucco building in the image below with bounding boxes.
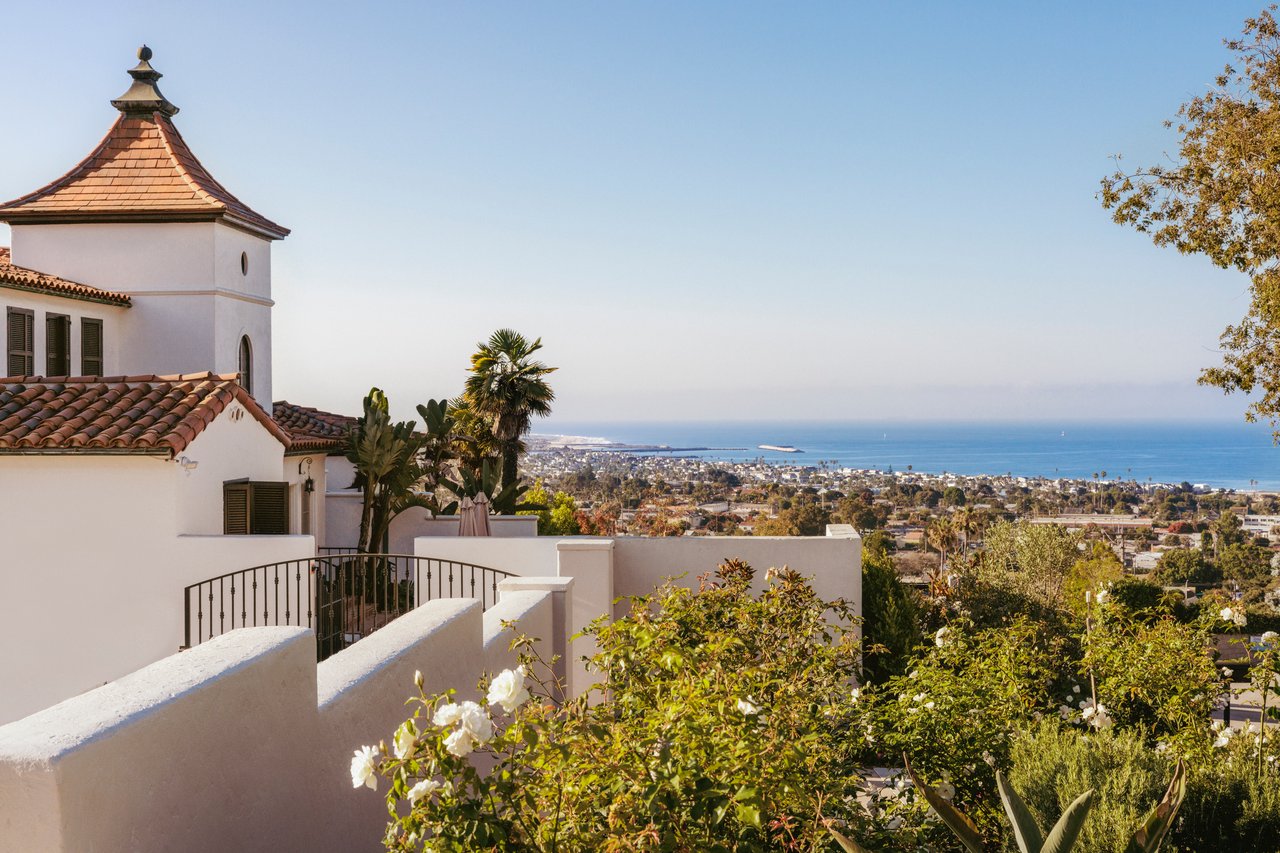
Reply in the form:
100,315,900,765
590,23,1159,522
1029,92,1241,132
0,48,328,723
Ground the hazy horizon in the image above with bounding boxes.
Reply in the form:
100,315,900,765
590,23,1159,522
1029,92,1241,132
1,2,1272,424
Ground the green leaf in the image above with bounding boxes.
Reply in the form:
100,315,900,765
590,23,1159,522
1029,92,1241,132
997,770,1045,853
830,827,875,852
1042,788,1095,853
734,802,761,828
1126,760,1187,853
905,754,984,853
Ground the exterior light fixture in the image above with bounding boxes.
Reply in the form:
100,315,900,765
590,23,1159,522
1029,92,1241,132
177,456,199,471
304,477,315,493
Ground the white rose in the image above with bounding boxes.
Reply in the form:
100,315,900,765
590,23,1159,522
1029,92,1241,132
851,687,862,703
486,666,530,713
433,702,463,727
350,745,379,790
1095,589,1109,605
443,728,476,757
936,780,956,801
737,697,761,716
457,701,494,745
935,626,950,647
393,722,416,760
1262,631,1279,647
406,778,443,805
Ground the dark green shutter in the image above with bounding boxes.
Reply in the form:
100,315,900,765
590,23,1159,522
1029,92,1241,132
224,480,289,535
81,319,103,376
224,482,250,534
6,309,33,376
46,314,70,375
250,482,289,535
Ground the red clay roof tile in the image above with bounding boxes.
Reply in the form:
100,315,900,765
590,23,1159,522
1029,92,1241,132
0,113,289,240
0,373,289,456
272,401,355,454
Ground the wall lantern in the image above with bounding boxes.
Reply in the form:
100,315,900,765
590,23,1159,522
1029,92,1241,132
304,477,315,494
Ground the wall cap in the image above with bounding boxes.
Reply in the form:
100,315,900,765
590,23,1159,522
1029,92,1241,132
556,538,615,551
499,576,575,594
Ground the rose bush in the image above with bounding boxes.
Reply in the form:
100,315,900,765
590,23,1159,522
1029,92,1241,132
355,560,868,852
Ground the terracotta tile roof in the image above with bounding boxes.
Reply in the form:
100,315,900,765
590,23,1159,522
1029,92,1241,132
0,247,132,307
272,401,355,454
0,373,290,456
0,113,289,240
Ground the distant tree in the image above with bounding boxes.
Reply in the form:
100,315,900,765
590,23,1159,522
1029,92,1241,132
1219,541,1271,584
1107,576,1166,614
980,520,1081,610
1154,548,1218,585
1063,541,1124,613
860,538,921,683
941,486,967,507
463,329,556,488
1101,7,1280,433
521,481,581,536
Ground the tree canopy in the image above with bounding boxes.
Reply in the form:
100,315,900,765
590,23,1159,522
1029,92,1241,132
1101,7,1280,433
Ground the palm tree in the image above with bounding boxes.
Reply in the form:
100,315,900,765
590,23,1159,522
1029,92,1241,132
463,329,557,489
346,388,428,554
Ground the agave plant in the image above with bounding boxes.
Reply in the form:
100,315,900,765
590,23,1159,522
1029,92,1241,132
830,755,1186,853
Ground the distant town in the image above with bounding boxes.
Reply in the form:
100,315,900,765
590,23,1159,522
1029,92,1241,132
526,434,1280,611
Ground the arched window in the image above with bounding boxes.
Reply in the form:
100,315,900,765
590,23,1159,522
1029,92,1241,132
238,335,253,395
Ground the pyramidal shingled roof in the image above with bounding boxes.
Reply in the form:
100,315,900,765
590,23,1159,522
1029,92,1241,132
0,47,289,241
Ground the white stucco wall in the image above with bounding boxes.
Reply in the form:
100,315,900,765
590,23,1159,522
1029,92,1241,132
324,489,537,551
284,453,327,543
0,584,564,852
10,222,276,407
0,288,126,376
610,534,861,620
414,532,864,682
0,406,314,724
174,402,291,535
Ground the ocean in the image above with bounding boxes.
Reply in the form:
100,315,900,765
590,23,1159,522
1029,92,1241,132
536,421,1280,491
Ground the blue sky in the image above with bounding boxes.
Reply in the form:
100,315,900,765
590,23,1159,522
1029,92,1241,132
0,1,1270,425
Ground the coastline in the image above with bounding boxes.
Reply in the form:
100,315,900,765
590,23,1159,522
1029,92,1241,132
528,424,1280,492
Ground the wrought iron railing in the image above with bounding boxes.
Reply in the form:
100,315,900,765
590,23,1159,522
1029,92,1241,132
182,554,515,660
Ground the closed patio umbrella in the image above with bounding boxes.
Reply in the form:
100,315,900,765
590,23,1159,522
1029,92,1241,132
458,493,492,537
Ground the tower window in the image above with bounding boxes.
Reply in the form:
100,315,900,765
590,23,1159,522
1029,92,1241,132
238,335,253,395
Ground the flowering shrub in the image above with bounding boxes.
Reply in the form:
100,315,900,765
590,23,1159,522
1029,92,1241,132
354,561,866,851
851,618,1061,847
1081,597,1222,748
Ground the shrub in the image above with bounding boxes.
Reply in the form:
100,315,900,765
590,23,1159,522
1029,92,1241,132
860,545,920,683
1175,729,1280,852
359,561,867,851
1082,605,1221,746
1007,721,1172,853
854,618,1061,848
1106,577,1165,615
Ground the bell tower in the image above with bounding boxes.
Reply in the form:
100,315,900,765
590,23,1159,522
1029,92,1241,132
0,47,289,409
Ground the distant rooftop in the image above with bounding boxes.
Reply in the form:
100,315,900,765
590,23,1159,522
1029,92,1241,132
0,47,289,240
272,401,355,455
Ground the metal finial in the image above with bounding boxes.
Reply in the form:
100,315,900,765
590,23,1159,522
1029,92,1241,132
111,44,179,117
